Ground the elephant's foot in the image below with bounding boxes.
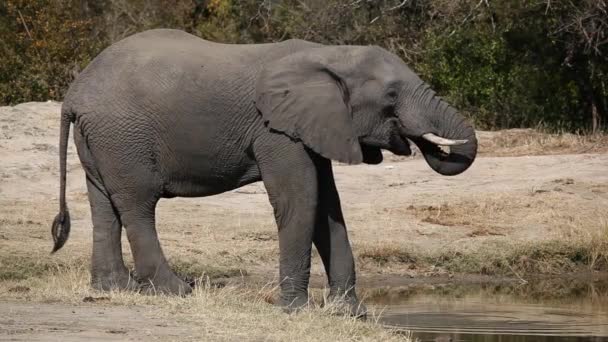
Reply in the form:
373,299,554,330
138,270,192,296
91,269,140,292
278,292,310,314
326,293,367,319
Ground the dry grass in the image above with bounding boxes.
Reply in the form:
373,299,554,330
405,189,603,235
358,235,607,278
2,177,606,283
477,129,608,157
356,185,608,277
0,263,406,341
0,199,410,341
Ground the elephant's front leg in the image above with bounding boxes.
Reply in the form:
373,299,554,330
254,137,319,312
314,160,366,318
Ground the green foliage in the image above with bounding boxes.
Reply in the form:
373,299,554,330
0,0,606,132
415,0,607,131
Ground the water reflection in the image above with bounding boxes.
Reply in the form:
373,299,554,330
364,276,608,342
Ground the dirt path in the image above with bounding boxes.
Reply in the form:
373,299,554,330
0,301,192,341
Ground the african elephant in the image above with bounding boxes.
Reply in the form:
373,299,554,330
51,29,477,316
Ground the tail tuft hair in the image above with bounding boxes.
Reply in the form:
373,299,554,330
51,210,71,253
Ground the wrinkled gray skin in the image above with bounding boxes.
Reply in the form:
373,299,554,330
51,29,477,316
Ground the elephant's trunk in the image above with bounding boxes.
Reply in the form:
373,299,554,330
398,86,477,176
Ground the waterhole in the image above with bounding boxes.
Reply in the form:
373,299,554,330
364,277,608,342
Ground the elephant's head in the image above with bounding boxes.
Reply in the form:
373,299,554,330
255,45,477,176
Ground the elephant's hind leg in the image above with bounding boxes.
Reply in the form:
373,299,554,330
111,189,191,296
87,177,136,291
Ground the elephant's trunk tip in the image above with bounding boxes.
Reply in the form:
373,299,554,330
51,210,71,253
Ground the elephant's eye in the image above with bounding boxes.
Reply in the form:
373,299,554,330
383,90,398,117
386,90,398,102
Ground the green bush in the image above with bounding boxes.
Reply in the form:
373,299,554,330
415,0,607,131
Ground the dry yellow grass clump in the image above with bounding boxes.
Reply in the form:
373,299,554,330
477,129,608,157
357,188,608,277
0,270,406,341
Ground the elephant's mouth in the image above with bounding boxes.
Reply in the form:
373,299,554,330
361,145,383,164
388,133,413,156
360,134,412,165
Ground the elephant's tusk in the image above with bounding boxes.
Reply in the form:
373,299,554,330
422,133,468,146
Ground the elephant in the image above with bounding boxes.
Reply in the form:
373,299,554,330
51,29,477,316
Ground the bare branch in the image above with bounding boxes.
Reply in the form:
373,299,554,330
16,10,34,41
387,0,409,11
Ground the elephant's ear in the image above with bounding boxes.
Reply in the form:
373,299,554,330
255,51,363,164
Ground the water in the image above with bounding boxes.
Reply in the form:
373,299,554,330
365,277,608,342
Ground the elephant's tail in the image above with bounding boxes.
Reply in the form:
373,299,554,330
51,105,74,253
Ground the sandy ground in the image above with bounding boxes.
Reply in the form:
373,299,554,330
1,101,607,340
1,301,193,341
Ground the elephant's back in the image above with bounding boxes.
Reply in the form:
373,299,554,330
64,29,319,114
74,29,320,82
66,30,245,107
105,29,267,64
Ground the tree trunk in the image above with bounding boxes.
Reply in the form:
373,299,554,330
591,97,600,134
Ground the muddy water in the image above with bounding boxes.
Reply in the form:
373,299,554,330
365,277,608,342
